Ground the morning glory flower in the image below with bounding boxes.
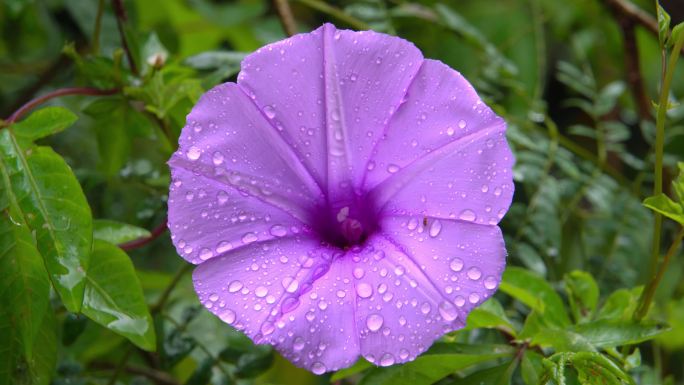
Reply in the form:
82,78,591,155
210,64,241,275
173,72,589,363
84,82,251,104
168,23,514,374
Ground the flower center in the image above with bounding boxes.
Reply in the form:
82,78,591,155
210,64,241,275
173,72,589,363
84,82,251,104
312,195,379,249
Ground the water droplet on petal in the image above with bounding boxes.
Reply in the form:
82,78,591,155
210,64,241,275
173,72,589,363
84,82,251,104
312,362,326,375
469,293,481,304
293,337,305,351
353,267,365,279
219,309,235,324
446,127,455,136
399,349,409,360
484,276,498,289
439,301,458,321
429,220,442,237
264,105,276,119
459,209,476,222
216,241,232,254
387,164,400,173
228,281,243,293
458,119,467,129
212,151,224,165
379,353,395,366
242,232,258,244
366,314,384,331
450,258,464,272
261,322,275,335
420,302,431,314
467,267,482,280
255,286,268,298
282,277,299,293
199,248,213,261
217,191,229,205
208,293,219,302
356,282,373,298
186,146,201,161
269,225,287,237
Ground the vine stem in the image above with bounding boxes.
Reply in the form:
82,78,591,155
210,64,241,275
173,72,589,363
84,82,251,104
635,227,684,319
92,0,107,54
274,0,298,36
634,29,684,321
119,217,168,251
3,87,119,125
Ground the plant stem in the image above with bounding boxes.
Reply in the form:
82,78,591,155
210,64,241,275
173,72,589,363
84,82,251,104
92,0,106,54
112,0,138,75
3,87,119,125
294,0,370,30
274,0,298,36
152,263,192,313
635,226,684,319
118,217,168,251
636,34,684,322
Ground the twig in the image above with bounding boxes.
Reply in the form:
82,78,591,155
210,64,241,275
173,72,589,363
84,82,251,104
112,0,138,75
93,0,107,54
118,217,168,251
274,0,298,36
606,2,653,121
91,362,180,385
3,87,119,125
151,263,192,313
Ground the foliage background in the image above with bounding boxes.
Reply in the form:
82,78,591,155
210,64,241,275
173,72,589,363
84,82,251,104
2,0,684,384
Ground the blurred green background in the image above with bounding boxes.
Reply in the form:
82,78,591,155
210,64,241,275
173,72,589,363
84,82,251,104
2,0,684,384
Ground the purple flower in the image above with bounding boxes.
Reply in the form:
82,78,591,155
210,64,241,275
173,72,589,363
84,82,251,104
168,24,514,374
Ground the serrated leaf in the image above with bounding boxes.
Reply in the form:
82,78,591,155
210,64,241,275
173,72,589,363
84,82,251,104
358,343,514,385
0,208,50,359
500,266,570,327
82,240,156,351
0,129,92,312
643,193,684,225
93,219,151,244
11,107,78,143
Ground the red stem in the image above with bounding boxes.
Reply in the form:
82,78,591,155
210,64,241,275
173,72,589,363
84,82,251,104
5,87,119,124
119,217,168,251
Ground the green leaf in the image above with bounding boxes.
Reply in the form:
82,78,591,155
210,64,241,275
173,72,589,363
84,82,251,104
521,350,545,385
358,343,514,385
0,307,57,385
500,266,570,327
330,358,373,381
656,2,671,48
184,357,214,385
11,107,78,143
671,22,684,48
597,287,642,321
643,193,684,225
0,208,50,359
532,320,667,351
235,345,275,378
458,361,516,385
82,240,156,351
564,270,599,322
673,162,684,202
93,219,151,244
0,129,92,312
464,298,517,337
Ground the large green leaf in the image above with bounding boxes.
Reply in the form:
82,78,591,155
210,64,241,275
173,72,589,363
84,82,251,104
464,298,517,337
93,219,151,244
0,207,50,359
82,240,156,351
0,129,92,312
358,343,514,385
11,107,78,143
564,270,599,322
0,306,57,385
499,266,570,327
532,320,667,352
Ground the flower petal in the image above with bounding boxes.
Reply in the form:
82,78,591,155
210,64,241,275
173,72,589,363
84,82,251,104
238,24,423,203
352,217,506,366
365,60,514,225
168,83,324,263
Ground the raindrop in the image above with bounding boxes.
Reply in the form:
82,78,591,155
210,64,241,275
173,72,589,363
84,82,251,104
379,353,395,366
269,225,287,237
399,349,409,360
467,267,482,280
438,301,458,321
209,293,219,302
469,293,480,304
185,191,194,202
450,258,464,272
255,286,268,298
484,276,498,289
282,277,299,293
312,362,326,375
261,322,275,335
454,296,466,307
216,241,232,254
458,119,467,129
293,337,305,351
228,281,243,293
212,151,224,165
219,309,235,324
356,282,373,298
199,248,213,261
420,302,431,314
353,267,365,279
186,146,201,161
264,105,276,119
366,314,384,331
242,232,258,244
459,209,476,222
217,191,229,205
429,220,442,237
446,127,455,136
387,164,400,173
